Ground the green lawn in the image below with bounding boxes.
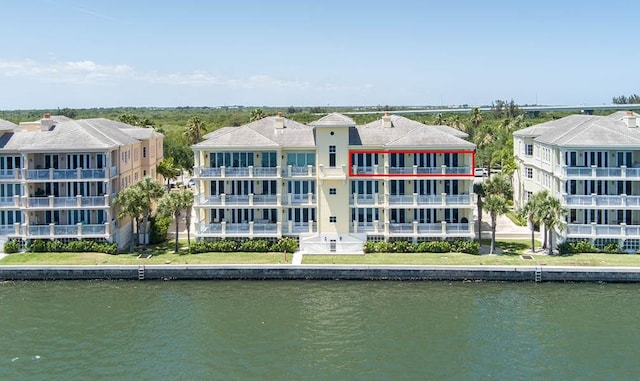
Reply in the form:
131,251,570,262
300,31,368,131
3,239,640,267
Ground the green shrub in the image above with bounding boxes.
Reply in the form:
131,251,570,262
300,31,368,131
392,240,414,253
363,241,376,253
273,237,298,253
416,240,451,253
452,239,480,255
3,240,20,254
28,239,48,252
572,240,598,254
240,239,272,252
603,242,622,254
46,240,65,252
558,241,574,255
150,215,172,244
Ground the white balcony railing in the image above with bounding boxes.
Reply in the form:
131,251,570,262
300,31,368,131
564,194,640,207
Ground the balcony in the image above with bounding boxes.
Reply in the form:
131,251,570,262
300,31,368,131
282,193,315,206
18,223,108,237
350,193,382,206
0,196,19,208
0,169,22,180
197,194,280,207
561,165,640,179
195,221,280,236
25,168,107,181
386,194,471,207
282,165,316,177
197,166,280,178
563,194,640,208
26,195,109,209
319,165,346,180
566,223,640,238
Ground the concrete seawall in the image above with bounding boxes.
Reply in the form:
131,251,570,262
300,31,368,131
1,265,640,282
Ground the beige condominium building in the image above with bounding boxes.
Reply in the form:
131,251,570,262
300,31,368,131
192,112,476,253
513,111,640,252
0,114,163,249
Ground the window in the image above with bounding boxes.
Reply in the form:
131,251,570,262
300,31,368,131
143,170,147,177
526,191,533,201
261,151,277,167
143,147,147,158
329,216,336,223
329,146,336,167
329,188,336,195
286,152,315,167
524,144,533,156
525,167,533,178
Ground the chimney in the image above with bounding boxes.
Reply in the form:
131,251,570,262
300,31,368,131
382,112,392,128
274,112,284,129
40,114,55,131
624,111,637,128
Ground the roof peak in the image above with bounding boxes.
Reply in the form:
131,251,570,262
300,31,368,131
309,112,355,127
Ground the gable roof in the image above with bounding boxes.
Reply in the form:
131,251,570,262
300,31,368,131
352,115,474,149
309,113,355,127
516,114,640,148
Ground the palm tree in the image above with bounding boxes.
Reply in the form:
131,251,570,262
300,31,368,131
473,182,485,243
484,194,509,254
157,157,181,190
483,173,512,199
184,116,206,146
114,186,146,252
158,189,195,253
249,109,267,122
540,194,568,255
433,113,445,126
470,107,483,129
450,115,466,132
521,190,548,252
135,177,166,248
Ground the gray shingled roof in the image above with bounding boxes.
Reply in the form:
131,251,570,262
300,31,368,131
518,114,640,147
351,115,475,149
0,118,148,151
0,118,16,131
309,112,355,127
195,116,315,149
607,111,640,122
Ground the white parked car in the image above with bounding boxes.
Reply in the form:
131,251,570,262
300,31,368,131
474,168,488,177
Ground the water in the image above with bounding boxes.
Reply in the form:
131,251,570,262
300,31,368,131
1,281,639,380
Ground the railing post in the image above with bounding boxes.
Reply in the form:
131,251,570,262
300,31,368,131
77,167,82,180
105,221,111,235
76,194,82,207
276,193,281,205
621,165,627,179
221,221,226,235
309,220,314,233
287,193,292,205
104,194,110,206
591,193,597,206
308,192,313,205
413,165,418,175
442,192,447,206
591,222,597,236
50,223,55,237
621,223,627,238
441,165,447,175
249,221,254,235
413,220,418,235
249,193,254,206
48,195,55,208
77,223,83,237
441,221,447,235
373,164,378,175
374,192,379,205
591,165,597,177
277,221,282,235
374,220,379,233
221,166,226,177
621,193,627,207
307,164,312,176
49,167,54,180
249,165,254,178
384,221,389,236
221,193,226,206
353,192,357,206
14,222,20,236
353,221,358,234
413,193,417,206
288,220,293,234
13,194,19,208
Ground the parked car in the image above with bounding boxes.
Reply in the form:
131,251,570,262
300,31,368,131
474,167,488,177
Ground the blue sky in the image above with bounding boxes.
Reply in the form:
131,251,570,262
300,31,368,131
1,0,639,109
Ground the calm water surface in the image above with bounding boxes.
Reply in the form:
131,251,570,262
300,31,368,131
1,281,639,380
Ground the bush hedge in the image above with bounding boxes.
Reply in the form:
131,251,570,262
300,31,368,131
364,239,479,255
3,240,20,254
24,239,118,255
150,215,172,244
189,237,299,254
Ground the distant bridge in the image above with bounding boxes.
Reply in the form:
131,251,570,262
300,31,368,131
342,104,640,116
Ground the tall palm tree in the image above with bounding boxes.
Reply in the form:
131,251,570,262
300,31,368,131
114,186,146,252
158,189,195,252
484,194,509,254
473,182,485,243
483,173,512,200
521,190,548,252
184,116,206,146
135,177,166,248
540,194,568,255
249,109,267,122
